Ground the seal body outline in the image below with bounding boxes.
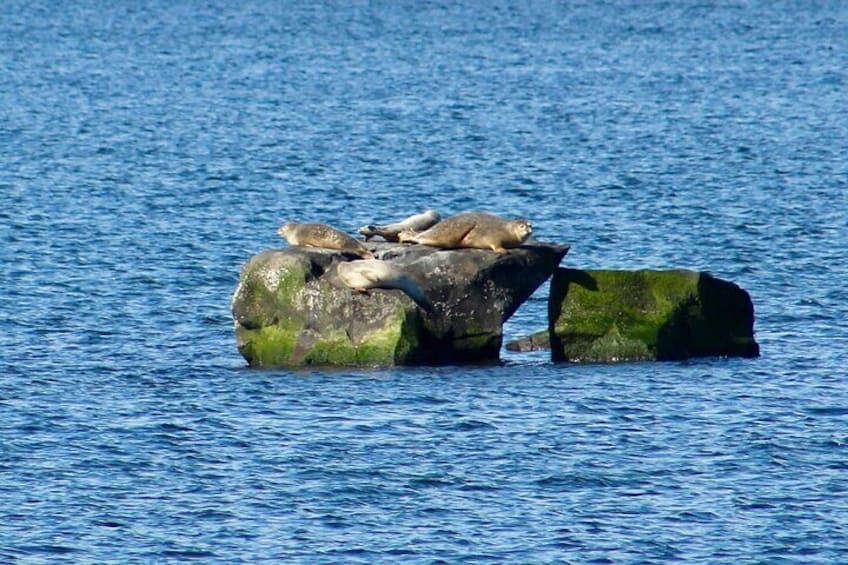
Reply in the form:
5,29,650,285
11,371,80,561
358,209,441,242
399,212,532,253
278,222,374,259
336,259,434,312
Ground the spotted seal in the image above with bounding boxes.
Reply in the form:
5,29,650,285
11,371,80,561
336,259,434,312
358,209,442,242
398,212,532,253
277,222,374,259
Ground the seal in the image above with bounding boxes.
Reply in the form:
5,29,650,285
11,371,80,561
358,209,441,242
336,259,434,312
278,222,374,259
398,212,532,253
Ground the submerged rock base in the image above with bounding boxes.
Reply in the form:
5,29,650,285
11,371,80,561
232,242,569,367
548,268,759,363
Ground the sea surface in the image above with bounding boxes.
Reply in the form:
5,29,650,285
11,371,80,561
2,1,847,563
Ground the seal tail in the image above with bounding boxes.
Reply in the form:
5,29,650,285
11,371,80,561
358,225,377,241
359,224,404,242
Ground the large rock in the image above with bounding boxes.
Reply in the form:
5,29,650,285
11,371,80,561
549,268,759,362
232,242,569,367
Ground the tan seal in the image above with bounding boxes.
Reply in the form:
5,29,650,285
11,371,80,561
398,212,532,253
336,259,434,312
358,209,441,242
277,222,374,259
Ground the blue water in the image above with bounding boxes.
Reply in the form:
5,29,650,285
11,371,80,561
2,1,847,562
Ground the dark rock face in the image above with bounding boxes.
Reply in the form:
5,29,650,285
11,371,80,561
231,241,569,367
548,268,760,363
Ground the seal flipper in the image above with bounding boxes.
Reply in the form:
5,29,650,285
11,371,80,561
395,277,435,313
358,225,377,241
455,223,479,248
358,269,383,284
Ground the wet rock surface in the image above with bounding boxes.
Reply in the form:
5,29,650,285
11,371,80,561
232,241,570,367
548,268,760,363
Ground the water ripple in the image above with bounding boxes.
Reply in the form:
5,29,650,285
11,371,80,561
2,0,847,563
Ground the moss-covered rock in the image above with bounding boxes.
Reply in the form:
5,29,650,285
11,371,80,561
232,242,569,367
549,268,759,363
231,248,426,367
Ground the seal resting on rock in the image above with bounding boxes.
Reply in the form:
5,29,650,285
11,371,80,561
398,212,532,253
336,259,434,312
358,209,441,242
277,222,374,259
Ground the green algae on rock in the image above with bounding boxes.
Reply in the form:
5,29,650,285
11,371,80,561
231,241,569,368
232,248,425,367
549,268,759,363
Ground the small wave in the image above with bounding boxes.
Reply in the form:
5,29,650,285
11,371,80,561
160,548,218,559
448,419,497,431
536,473,623,489
407,475,456,489
17,544,81,557
805,406,848,417
675,510,721,523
